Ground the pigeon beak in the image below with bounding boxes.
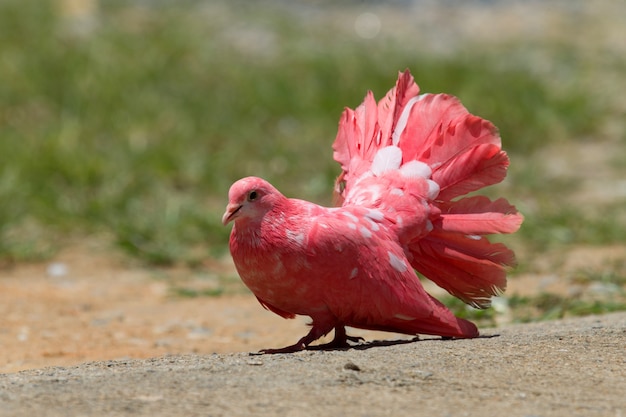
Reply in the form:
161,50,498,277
222,203,242,225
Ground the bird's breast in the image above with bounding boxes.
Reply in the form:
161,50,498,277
229,224,326,315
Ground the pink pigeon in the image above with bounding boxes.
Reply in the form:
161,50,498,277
222,70,523,353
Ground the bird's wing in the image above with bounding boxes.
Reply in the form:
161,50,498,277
304,207,477,337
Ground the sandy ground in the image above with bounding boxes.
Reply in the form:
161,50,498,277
0,312,624,417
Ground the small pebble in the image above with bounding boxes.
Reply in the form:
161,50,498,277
413,370,434,380
343,361,361,371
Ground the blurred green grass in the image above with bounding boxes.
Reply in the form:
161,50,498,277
0,0,620,268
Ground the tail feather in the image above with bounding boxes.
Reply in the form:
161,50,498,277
432,144,510,201
438,196,523,235
332,69,522,309
333,70,422,193
410,230,516,308
353,292,480,338
377,70,421,147
394,96,500,165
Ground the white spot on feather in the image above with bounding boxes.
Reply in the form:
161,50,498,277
349,268,359,279
285,229,305,246
371,146,402,176
342,211,359,223
426,180,440,200
367,185,383,203
387,251,408,273
394,313,416,321
360,226,372,239
365,209,385,221
365,218,380,231
271,261,285,276
466,234,481,240
392,94,429,146
347,222,357,230
390,188,404,196
400,160,432,179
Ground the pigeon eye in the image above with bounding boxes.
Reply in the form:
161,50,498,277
248,191,258,201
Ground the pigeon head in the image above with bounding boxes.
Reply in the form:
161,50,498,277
222,177,284,225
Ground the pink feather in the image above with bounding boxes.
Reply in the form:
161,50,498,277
224,70,523,353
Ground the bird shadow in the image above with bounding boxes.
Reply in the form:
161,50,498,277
309,333,500,352
249,333,500,355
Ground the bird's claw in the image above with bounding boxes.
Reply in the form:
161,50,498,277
346,335,365,344
258,342,307,354
307,333,364,350
257,331,364,354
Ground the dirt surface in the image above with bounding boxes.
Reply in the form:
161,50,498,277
1,312,624,417
0,244,308,374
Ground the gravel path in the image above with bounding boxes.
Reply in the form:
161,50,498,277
1,312,624,417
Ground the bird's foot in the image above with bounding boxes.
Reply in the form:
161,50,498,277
346,335,366,344
255,324,357,354
308,335,364,350
307,325,364,350
257,330,319,354
259,342,306,354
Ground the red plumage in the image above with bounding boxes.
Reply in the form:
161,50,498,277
223,70,523,353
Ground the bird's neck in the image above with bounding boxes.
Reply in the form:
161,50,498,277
232,200,291,249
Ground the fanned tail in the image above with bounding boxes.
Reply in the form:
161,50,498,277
332,70,523,308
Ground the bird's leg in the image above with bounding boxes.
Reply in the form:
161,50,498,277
330,325,365,346
259,322,333,354
307,325,364,350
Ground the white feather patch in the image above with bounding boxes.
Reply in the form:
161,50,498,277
365,209,385,222
364,218,380,231
371,146,403,176
342,211,359,223
285,229,305,246
392,94,429,146
387,251,408,273
426,180,440,200
399,160,432,179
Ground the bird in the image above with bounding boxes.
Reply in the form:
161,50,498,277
222,70,523,353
